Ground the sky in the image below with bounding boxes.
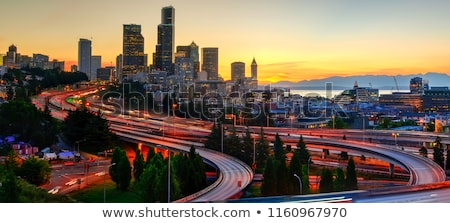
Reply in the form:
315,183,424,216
2,0,450,84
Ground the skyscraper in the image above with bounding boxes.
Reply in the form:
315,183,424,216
91,56,102,80
123,24,145,80
154,6,175,74
231,62,245,84
176,41,200,78
202,47,219,80
78,39,92,79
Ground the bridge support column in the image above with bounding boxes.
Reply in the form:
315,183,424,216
389,163,395,178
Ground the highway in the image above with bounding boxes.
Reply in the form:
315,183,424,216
34,86,450,202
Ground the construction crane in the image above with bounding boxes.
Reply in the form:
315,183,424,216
393,76,399,92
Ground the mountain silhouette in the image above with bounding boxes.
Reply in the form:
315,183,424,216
268,72,450,90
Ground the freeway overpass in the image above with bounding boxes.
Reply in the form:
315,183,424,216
37,87,448,202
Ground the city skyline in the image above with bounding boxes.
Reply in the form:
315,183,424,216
2,0,450,84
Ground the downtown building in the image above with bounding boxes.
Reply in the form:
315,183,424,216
78,38,92,79
153,6,175,74
122,24,145,81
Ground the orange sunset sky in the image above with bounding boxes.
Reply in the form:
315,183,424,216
2,0,450,85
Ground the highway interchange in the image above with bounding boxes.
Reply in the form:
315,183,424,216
33,85,450,202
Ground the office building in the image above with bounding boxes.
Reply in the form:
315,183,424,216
91,55,102,80
410,77,423,95
154,6,175,74
32,54,49,69
78,38,92,79
202,47,219,80
231,62,245,84
123,24,145,80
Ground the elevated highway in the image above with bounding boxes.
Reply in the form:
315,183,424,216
35,87,448,202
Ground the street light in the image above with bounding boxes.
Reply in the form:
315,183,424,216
104,163,116,203
75,139,87,154
293,174,302,195
392,132,399,146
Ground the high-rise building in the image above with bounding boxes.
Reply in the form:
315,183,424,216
177,41,200,76
33,54,49,69
71,64,78,72
154,6,175,74
202,47,219,80
4,44,17,68
123,24,145,80
410,77,423,95
78,38,92,79
116,54,123,82
231,62,245,84
91,56,102,80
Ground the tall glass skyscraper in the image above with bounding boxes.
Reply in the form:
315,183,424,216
202,47,219,80
154,6,175,74
78,39,91,79
123,24,145,80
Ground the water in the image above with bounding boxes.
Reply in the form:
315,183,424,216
290,89,409,98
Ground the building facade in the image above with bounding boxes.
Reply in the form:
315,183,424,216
202,47,219,80
78,38,92,79
123,24,145,80
154,6,175,74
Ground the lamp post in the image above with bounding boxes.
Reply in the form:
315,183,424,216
75,139,87,154
104,163,116,203
221,123,224,153
392,132,399,146
293,174,302,195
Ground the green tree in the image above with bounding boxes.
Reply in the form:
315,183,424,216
133,148,145,182
296,135,310,165
319,168,334,193
273,133,285,161
261,156,277,196
117,151,132,191
419,146,428,158
289,150,302,194
433,137,444,168
334,167,346,192
19,156,52,186
255,127,270,173
204,123,221,151
345,157,358,190
0,164,20,202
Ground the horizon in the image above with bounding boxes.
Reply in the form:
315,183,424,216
2,0,450,84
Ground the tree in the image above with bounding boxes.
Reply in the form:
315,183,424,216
133,148,145,182
240,127,254,165
261,156,277,196
255,127,270,173
334,167,346,192
19,156,52,186
117,151,132,191
289,150,302,194
419,146,428,158
433,137,444,168
296,135,310,165
345,157,358,190
319,168,334,193
204,123,221,151
273,133,285,161
0,164,20,202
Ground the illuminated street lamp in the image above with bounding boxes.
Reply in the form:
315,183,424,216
293,174,302,195
392,132,399,146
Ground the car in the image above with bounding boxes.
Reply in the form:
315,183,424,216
65,180,77,186
48,186,61,194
